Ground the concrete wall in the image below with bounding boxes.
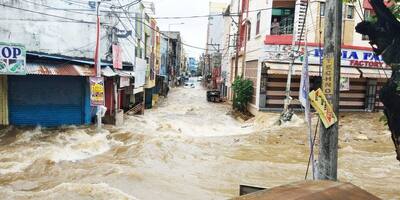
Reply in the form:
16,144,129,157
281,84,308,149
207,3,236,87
0,0,141,64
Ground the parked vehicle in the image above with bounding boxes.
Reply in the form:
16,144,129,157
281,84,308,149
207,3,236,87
206,90,222,102
197,77,203,82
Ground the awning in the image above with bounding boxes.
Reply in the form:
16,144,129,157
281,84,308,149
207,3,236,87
26,63,95,76
115,69,135,77
266,63,361,78
359,68,392,78
102,66,118,77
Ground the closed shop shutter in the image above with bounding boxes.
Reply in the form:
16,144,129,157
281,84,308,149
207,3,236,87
8,76,85,126
245,60,258,105
0,76,8,125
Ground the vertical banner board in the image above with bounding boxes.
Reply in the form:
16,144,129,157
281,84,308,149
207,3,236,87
0,43,26,75
113,44,123,70
309,88,338,128
90,77,105,106
322,57,334,96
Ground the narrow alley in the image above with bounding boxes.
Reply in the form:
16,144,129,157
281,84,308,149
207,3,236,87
0,82,399,200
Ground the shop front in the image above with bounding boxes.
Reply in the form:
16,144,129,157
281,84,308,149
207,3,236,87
259,44,391,112
8,62,94,126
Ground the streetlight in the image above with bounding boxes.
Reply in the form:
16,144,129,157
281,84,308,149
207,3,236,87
166,22,184,86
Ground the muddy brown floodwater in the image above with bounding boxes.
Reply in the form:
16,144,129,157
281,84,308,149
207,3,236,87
0,82,399,200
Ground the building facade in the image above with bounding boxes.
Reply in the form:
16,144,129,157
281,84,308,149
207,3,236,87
221,0,390,114
0,0,174,126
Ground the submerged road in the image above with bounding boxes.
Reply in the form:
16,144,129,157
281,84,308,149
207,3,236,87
0,80,399,199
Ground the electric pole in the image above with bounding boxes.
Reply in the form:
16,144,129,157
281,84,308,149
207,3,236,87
234,0,241,78
317,0,342,180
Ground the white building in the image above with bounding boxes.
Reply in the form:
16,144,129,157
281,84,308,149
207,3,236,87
222,0,391,114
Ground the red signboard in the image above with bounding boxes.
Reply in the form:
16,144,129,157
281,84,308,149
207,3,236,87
113,44,122,69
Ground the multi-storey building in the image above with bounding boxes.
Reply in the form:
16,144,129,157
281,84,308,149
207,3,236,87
205,2,228,90
222,0,391,114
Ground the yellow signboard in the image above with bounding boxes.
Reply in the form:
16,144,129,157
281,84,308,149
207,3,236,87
309,88,338,128
90,77,105,106
322,57,334,95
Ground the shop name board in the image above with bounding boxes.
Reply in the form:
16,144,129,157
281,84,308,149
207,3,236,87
263,44,388,68
313,49,386,68
0,43,26,75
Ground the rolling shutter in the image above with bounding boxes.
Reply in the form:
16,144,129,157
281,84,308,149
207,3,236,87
8,76,85,126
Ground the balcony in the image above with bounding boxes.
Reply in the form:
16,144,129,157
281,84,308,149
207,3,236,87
264,6,296,45
264,34,293,45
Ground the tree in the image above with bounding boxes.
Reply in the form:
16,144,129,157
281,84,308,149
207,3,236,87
355,0,400,161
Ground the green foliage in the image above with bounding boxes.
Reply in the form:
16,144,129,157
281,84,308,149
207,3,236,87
232,76,254,112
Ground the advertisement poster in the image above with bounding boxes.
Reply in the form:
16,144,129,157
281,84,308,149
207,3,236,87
309,88,338,128
322,57,334,96
340,77,350,91
90,77,105,106
0,43,26,75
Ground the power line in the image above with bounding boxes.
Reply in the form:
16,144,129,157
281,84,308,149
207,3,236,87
0,3,97,24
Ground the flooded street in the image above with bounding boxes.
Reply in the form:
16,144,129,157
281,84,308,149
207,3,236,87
0,83,399,200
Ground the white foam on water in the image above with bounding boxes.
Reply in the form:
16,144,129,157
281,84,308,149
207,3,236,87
0,128,119,175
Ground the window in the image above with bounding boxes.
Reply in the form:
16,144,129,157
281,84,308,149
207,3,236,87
320,2,325,16
247,22,251,41
346,5,354,19
256,11,261,35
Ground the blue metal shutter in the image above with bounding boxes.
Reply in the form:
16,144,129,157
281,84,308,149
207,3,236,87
8,76,85,126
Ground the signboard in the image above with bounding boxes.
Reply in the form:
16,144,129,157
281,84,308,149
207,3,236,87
90,77,105,106
309,88,338,128
322,57,334,96
340,77,350,91
0,43,26,75
263,45,389,69
113,44,122,70
120,77,130,88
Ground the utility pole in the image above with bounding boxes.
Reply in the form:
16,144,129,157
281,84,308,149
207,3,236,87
95,1,103,131
234,0,241,78
317,0,342,180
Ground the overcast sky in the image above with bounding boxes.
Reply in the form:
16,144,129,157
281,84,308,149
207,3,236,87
149,0,230,58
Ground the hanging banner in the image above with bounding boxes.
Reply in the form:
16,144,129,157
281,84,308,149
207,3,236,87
322,57,334,96
90,77,105,106
113,44,123,70
299,52,309,108
309,88,338,128
0,43,26,75
340,77,350,91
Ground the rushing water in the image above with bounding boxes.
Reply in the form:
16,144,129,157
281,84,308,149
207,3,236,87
0,82,399,200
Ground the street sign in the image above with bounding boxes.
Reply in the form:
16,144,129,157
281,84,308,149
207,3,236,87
309,88,338,128
0,43,26,75
90,77,105,106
